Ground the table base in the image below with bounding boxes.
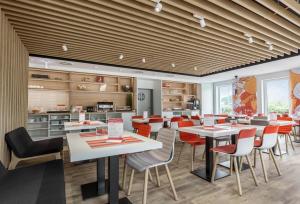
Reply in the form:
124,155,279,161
81,180,108,200
108,197,133,204
191,168,229,182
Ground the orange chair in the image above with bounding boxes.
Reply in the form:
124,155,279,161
170,117,183,129
137,124,151,138
191,115,201,126
132,115,143,132
181,115,189,119
211,128,258,196
277,116,295,157
178,121,205,171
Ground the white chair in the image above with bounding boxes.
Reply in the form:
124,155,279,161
253,125,281,183
125,128,178,204
211,128,258,196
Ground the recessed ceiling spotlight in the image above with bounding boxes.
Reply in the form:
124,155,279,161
62,44,68,52
193,14,206,28
119,54,124,60
171,63,176,68
154,0,162,12
142,57,146,63
265,41,273,51
244,33,254,44
194,66,198,71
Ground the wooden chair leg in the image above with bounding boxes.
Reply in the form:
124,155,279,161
127,169,135,196
191,145,195,171
122,161,128,189
55,152,61,160
245,155,258,186
285,134,289,154
211,152,219,183
149,170,153,182
288,134,295,151
239,156,243,173
193,145,196,162
253,149,257,168
201,146,206,160
230,156,233,176
165,164,179,201
9,152,20,170
270,148,282,176
154,166,160,187
233,156,242,196
259,150,268,183
277,137,282,158
177,142,185,165
143,169,149,204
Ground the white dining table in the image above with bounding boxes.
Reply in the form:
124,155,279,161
177,124,264,182
67,131,162,204
237,119,296,126
64,121,107,131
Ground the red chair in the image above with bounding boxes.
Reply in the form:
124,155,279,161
181,115,189,119
170,117,183,129
211,128,258,196
132,115,143,132
136,124,151,138
178,121,205,171
149,118,164,139
191,115,201,126
258,113,264,117
254,125,281,183
217,118,226,124
277,116,295,157
150,115,161,118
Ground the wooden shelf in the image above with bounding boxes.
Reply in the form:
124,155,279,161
70,81,105,85
163,101,184,104
29,88,70,92
29,78,70,83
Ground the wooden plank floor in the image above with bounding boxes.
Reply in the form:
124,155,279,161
60,140,300,204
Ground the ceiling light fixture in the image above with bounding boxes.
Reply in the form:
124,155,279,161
154,0,162,12
62,44,68,52
171,63,176,68
265,41,273,51
193,14,206,28
119,54,124,60
244,33,254,44
142,58,146,63
194,66,198,71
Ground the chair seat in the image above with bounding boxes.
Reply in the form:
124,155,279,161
127,151,167,172
211,144,236,154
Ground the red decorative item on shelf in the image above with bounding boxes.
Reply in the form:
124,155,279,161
96,76,104,83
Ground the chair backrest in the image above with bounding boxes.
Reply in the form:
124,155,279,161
150,115,161,118
257,113,264,117
153,128,177,162
149,118,164,132
5,127,33,158
178,120,197,141
181,115,189,119
132,115,143,119
170,117,183,129
132,115,144,129
234,128,256,156
217,119,226,124
136,124,151,137
260,125,279,149
277,116,292,132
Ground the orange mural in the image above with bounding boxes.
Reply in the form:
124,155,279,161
233,76,257,116
290,69,300,113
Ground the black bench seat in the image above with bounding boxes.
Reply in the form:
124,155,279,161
0,159,66,204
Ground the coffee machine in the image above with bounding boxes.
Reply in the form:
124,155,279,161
187,97,200,110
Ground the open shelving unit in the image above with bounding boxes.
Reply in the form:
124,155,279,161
162,80,198,111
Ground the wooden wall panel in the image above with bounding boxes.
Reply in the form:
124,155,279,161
0,8,28,166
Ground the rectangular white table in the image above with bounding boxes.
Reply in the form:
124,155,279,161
132,118,170,123
178,124,264,182
64,121,107,131
67,131,162,204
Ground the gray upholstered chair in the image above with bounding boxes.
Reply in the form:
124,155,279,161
125,128,178,204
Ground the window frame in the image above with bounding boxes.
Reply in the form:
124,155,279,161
215,82,233,114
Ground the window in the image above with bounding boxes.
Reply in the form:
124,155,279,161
263,78,289,114
215,84,233,114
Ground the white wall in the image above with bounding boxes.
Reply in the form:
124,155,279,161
201,83,214,115
136,78,162,115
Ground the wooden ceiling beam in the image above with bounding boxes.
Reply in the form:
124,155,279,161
280,0,300,15
184,0,299,51
255,0,300,27
233,0,300,37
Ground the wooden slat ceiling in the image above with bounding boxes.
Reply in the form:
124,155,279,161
0,0,299,76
